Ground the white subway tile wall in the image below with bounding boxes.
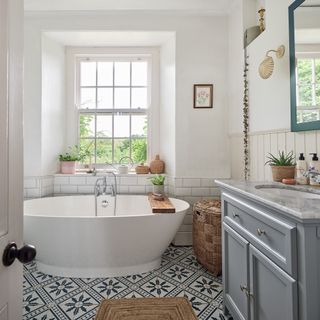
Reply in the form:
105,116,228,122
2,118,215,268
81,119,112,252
230,129,320,181
24,174,220,245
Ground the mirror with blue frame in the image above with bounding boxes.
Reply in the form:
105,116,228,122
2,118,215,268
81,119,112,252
289,0,320,131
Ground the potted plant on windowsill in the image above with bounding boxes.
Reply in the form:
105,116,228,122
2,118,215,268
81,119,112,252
149,175,166,195
59,146,82,174
265,151,296,182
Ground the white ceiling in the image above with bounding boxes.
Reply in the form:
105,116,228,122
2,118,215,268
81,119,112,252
296,29,320,44
43,31,175,47
24,0,233,14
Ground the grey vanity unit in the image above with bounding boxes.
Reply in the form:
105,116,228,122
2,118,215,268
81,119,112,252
215,180,320,320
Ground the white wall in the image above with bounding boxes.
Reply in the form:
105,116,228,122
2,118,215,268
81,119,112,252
159,36,176,176
174,16,230,178
41,35,66,175
24,21,66,177
24,12,231,180
24,23,42,176
229,0,320,181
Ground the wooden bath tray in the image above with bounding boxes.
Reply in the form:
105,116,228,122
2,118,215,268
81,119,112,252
148,193,176,213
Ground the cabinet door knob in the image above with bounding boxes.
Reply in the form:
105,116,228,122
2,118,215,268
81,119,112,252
257,228,266,236
232,212,239,218
240,284,247,292
240,284,254,299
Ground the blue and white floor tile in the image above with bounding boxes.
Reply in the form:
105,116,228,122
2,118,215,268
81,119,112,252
23,246,227,320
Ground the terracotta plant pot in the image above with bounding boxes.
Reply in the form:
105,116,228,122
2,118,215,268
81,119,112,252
60,161,76,174
271,166,295,182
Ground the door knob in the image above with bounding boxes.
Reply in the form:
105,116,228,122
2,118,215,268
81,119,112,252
2,242,36,267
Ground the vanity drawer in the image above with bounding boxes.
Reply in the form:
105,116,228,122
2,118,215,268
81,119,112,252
222,193,297,277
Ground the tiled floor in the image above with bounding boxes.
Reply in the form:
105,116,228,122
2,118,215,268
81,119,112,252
23,246,227,320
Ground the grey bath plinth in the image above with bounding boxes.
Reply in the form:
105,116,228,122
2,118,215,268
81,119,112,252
215,179,320,320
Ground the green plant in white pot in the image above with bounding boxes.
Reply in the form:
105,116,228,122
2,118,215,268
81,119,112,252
59,145,82,174
265,151,296,182
149,175,166,194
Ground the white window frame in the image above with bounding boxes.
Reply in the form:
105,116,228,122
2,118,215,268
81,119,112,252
66,47,160,169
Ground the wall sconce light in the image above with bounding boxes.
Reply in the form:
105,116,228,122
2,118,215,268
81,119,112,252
259,45,285,79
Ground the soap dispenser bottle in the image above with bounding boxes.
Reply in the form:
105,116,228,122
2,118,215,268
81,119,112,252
309,153,320,186
296,153,308,185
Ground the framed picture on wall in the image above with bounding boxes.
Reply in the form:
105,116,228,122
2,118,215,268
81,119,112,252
193,84,213,109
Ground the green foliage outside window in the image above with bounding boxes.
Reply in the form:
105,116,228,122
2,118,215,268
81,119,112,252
79,115,147,165
296,58,320,123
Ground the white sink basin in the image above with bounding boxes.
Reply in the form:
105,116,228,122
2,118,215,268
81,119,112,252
256,186,320,200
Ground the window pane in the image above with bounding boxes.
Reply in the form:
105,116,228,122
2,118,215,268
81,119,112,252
132,61,147,86
297,59,313,85
80,88,96,109
97,115,112,138
114,88,130,108
97,88,113,109
96,139,112,164
115,62,130,86
114,139,130,163
316,60,320,84
79,114,95,138
98,62,113,86
298,85,313,106
301,111,319,123
114,115,130,137
131,138,147,163
132,88,147,108
79,139,95,164
316,85,320,106
132,115,147,137
81,62,96,86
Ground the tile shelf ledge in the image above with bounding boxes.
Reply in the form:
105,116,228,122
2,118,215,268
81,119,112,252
54,172,167,177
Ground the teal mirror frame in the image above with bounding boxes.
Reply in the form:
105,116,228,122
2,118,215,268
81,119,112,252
289,0,320,131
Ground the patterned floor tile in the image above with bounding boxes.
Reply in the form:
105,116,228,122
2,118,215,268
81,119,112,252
23,246,225,320
162,264,195,283
25,309,60,320
189,274,223,299
43,279,79,300
59,292,99,319
140,276,176,297
23,291,46,315
92,278,127,299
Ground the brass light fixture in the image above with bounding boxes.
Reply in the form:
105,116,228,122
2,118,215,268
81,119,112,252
259,45,285,79
258,8,266,33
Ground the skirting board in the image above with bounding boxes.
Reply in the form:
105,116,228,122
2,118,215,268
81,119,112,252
173,232,192,246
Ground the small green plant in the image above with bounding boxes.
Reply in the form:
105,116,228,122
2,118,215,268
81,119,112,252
59,145,83,162
149,175,165,185
265,151,295,167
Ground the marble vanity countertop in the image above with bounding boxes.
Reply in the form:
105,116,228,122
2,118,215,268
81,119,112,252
215,179,320,222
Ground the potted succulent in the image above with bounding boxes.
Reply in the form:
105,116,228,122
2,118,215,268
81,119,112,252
149,175,166,194
59,145,82,174
265,151,296,182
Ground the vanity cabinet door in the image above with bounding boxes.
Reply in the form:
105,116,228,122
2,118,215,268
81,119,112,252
223,222,250,320
249,245,298,320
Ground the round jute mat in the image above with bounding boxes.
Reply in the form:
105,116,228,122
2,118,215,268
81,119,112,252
95,297,198,320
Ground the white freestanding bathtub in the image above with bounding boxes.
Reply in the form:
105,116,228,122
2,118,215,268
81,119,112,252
24,195,189,278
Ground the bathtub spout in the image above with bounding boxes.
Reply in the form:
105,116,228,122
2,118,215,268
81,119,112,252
94,173,117,216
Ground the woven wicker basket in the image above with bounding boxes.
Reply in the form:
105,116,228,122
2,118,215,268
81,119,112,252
193,199,222,276
135,163,150,174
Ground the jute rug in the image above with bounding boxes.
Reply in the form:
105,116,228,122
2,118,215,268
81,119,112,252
95,297,198,320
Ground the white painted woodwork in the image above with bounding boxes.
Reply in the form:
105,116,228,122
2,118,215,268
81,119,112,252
231,128,320,182
0,0,24,319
